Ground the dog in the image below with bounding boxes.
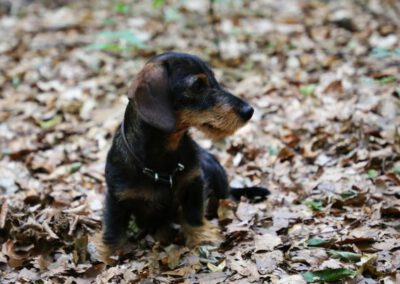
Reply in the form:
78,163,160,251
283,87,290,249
99,52,269,260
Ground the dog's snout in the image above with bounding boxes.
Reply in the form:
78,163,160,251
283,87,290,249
238,104,254,121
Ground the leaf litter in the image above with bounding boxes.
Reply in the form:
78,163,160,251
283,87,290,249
0,0,399,283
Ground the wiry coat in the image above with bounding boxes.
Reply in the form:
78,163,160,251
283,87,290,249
100,52,269,261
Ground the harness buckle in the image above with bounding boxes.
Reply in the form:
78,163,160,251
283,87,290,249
142,168,154,175
177,163,185,172
142,163,185,188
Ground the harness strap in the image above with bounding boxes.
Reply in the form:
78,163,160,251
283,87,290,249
120,109,185,188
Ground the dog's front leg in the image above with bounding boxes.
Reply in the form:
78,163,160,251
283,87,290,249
181,175,222,247
102,193,131,246
95,192,130,262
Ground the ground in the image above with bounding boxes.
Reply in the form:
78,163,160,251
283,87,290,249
0,0,399,283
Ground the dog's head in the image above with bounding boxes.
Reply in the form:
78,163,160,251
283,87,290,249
128,52,254,140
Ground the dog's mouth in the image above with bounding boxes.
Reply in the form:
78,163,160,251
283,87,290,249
198,122,233,140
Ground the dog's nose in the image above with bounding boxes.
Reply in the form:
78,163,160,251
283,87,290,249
238,104,254,121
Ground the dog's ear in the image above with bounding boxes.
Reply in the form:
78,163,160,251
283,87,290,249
128,63,176,132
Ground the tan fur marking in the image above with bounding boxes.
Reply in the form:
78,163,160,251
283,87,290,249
166,130,185,151
196,73,208,85
176,105,244,140
177,167,202,187
182,219,222,247
90,232,118,265
115,188,159,203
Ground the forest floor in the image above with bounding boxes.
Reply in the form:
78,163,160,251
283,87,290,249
0,0,399,283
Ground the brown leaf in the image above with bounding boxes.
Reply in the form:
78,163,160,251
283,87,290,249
2,240,32,268
162,266,192,277
381,204,400,218
324,80,343,94
220,230,248,250
277,147,295,161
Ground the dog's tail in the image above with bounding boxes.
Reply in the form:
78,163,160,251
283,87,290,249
230,186,270,200
200,148,270,202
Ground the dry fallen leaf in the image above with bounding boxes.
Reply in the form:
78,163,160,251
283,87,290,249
254,233,282,252
0,0,399,282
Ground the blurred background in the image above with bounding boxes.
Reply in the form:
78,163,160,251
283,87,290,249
0,0,399,282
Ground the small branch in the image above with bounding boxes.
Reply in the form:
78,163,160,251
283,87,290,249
208,0,221,58
0,201,8,229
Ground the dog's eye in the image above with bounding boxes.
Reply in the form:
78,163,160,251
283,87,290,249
189,75,208,93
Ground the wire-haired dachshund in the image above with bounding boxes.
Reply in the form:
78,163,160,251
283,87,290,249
98,52,269,260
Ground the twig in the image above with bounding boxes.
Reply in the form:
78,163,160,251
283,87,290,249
208,0,221,58
43,222,59,239
0,201,8,229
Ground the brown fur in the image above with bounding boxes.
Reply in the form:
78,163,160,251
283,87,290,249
182,219,222,247
177,167,202,188
91,232,118,265
177,105,244,140
115,187,160,203
165,130,186,151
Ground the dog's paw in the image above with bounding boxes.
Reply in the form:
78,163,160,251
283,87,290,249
89,232,119,265
183,221,222,248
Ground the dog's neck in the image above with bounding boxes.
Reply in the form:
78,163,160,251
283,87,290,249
122,101,187,171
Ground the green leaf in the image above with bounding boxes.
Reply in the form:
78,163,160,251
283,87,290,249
300,84,317,96
87,36,145,53
375,75,396,85
268,145,278,156
393,166,400,174
367,169,378,179
360,77,376,85
86,42,124,53
69,162,81,174
302,268,357,282
340,190,357,200
346,41,357,50
12,76,21,87
153,0,166,8
198,245,219,261
370,48,391,59
198,245,210,258
115,2,129,14
307,238,334,247
164,7,181,22
328,250,361,262
266,41,277,50
95,30,146,49
39,115,62,129
285,43,297,51
127,217,140,235
306,199,323,212
102,17,116,25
